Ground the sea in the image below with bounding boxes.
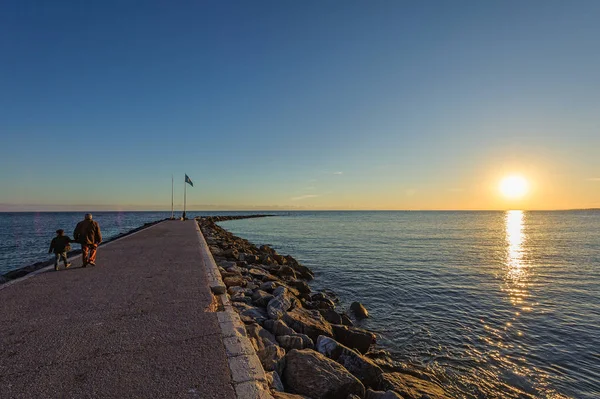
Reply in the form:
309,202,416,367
1,211,599,398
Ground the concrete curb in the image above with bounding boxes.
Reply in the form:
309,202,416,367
194,220,227,296
195,220,274,399
0,220,167,292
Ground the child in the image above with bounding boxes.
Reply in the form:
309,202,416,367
49,229,72,271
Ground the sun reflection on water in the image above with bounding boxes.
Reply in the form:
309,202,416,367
504,210,530,307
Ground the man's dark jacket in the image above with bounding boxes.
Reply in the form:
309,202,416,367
73,220,102,245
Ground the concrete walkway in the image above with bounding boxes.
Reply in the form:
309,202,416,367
0,220,235,398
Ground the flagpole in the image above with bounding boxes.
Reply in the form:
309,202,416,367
183,174,187,219
171,174,174,219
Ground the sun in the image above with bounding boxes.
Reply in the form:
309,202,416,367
499,175,528,199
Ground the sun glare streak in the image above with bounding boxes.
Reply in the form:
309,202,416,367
504,210,531,308
506,210,525,273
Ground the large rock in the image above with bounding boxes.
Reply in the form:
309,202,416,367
332,324,375,354
223,276,246,288
239,305,269,324
272,393,310,399
276,335,304,351
366,389,403,399
267,288,294,320
319,309,343,325
260,281,279,292
242,253,260,263
341,313,354,326
223,248,240,260
246,323,278,351
285,255,315,280
283,307,334,342
248,267,273,280
257,343,286,375
377,372,450,399
266,371,285,392
283,349,365,399
252,290,274,307
276,265,297,278
350,302,369,319
316,336,383,388
264,319,296,337
293,333,314,350
288,280,311,294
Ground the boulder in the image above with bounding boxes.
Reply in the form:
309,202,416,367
365,350,397,370
317,298,336,310
209,246,223,255
350,302,369,319
223,276,246,288
288,280,311,294
257,343,286,375
246,323,278,351
248,267,273,280
285,255,315,280
266,371,285,392
259,244,274,254
252,290,274,307
260,281,279,292
320,309,343,325
377,372,450,399
231,293,252,304
261,255,275,265
227,286,246,296
366,389,403,399
239,306,269,324
223,248,240,260
341,313,354,326
293,333,314,350
283,349,365,399
219,261,238,269
332,325,376,354
276,265,297,278
272,254,287,264
283,307,334,342
276,335,304,351
267,288,293,320
316,336,383,388
272,393,310,399
264,319,296,337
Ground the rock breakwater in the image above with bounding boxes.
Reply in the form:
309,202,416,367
198,216,451,399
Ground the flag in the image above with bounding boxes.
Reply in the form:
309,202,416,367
185,174,193,187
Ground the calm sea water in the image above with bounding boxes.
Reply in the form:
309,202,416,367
220,211,600,399
2,211,599,398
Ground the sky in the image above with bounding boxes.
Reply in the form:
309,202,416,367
1,1,599,211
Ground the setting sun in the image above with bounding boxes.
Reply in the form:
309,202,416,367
500,176,529,199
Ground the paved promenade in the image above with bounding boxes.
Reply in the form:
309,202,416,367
0,220,235,398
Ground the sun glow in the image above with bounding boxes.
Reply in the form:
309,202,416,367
499,175,529,199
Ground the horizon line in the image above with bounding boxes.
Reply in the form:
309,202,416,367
1,208,598,213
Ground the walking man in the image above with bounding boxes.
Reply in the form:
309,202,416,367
73,213,102,267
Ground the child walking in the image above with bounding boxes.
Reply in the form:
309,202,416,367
49,229,72,271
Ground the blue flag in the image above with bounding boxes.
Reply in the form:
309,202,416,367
185,174,193,187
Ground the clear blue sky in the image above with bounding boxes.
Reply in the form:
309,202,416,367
1,1,599,210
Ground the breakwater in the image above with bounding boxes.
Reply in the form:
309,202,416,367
199,215,450,398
